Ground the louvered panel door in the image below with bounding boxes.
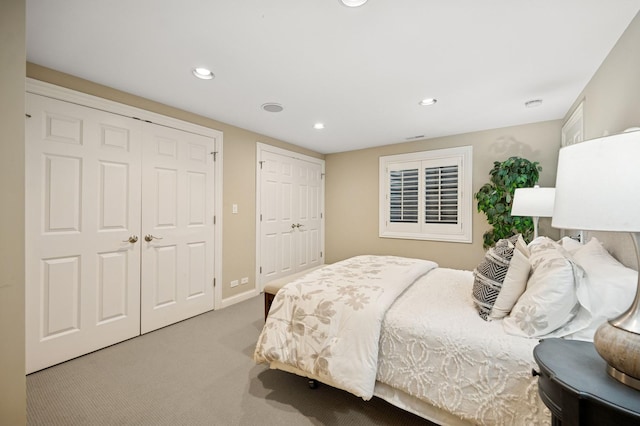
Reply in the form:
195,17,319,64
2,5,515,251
25,93,142,373
140,122,215,334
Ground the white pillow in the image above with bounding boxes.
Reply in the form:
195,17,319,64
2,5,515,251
503,237,588,338
489,238,530,319
513,233,530,257
565,237,638,341
560,236,583,254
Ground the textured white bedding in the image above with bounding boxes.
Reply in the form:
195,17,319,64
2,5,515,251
255,260,551,425
377,267,550,425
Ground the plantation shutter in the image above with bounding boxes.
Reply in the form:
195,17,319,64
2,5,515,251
425,165,459,224
379,146,472,243
390,168,419,223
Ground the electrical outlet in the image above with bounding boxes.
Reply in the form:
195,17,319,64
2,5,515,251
230,279,239,288
241,277,249,285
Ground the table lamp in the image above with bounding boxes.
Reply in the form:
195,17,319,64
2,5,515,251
511,185,555,239
552,129,640,390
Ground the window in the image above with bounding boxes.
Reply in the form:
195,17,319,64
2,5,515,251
379,146,473,243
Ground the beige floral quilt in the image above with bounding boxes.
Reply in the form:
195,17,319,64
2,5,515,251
253,255,437,400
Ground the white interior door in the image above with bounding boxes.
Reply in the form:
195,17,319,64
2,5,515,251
26,92,218,371
25,93,142,373
293,157,323,270
258,146,324,289
261,150,296,279
140,123,215,333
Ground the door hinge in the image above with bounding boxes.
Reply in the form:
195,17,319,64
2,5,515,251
321,173,325,179
210,151,218,162
213,215,216,225
320,251,323,258
320,212,323,219
213,278,216,288
260,266,262,274
260,213,262,222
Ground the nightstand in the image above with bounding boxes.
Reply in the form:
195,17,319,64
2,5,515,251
533,338,640,426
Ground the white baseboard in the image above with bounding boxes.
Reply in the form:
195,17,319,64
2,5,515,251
219,288,260,309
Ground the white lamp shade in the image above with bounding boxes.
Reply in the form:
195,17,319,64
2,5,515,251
552,130,640,231
511,186,556,217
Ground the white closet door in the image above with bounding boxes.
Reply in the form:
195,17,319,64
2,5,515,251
140,123,215,333
295,159,323,271
259,148,323,287
25,93,142,373
261,150,297,280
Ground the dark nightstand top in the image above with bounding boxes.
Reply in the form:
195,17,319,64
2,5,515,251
534,338,640,426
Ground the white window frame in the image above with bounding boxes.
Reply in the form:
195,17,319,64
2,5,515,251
379,146,473,243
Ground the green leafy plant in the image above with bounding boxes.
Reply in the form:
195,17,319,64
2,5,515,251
475,156,542,248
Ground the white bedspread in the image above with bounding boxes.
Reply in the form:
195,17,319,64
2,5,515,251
377,268,550,425
254,255,437,400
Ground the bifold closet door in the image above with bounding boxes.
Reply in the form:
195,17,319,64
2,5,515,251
25,93,142,374
140,123,215,334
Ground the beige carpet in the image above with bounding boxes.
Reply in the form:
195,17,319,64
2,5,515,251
27,295,434,425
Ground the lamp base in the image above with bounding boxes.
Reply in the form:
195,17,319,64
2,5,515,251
607,364,640,391
594,321,640,391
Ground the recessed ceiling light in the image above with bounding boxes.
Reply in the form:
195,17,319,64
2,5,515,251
314,123,325,130
340,0,367,7
525,99,543,108
192,67,214,80
262,103,284,113
419,98,437,106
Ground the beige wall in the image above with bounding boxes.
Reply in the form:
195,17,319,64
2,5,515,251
26,63,323,301
0,0,26,423
325,121,562,270
565,11,640,138
325,11,640,272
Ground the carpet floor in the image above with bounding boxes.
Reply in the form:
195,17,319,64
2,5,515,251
27,295,433,425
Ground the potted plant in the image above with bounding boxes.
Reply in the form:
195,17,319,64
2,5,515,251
475,156,542,248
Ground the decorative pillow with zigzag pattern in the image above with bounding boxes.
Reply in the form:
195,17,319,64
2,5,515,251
472,235,522,320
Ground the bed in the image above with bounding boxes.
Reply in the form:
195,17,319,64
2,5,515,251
254,232,639,425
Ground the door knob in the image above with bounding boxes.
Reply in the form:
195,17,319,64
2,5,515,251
122,235,139,243
144,234,163,242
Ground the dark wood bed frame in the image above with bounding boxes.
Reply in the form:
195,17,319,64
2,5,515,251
264,291,276,320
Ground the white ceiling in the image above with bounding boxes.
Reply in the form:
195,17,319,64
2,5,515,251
26,1,640,154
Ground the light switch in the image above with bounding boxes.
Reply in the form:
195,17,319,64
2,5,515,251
232,204,238,214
